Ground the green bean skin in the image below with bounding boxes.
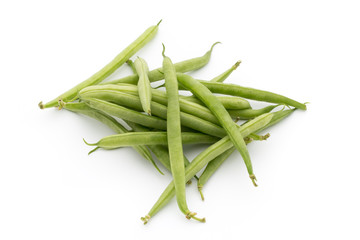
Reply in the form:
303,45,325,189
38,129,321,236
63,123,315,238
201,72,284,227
141,113,273,224
162,46,202,222
210,61,241,83
177,73,257,186
39,21,161,109
134,57,152,115
182,95,251,110
228,104,279,119
63,102,162,174
103,42,220,85
81,98,168,130
198,80,307,110
79,89,226,138
84,132,219,149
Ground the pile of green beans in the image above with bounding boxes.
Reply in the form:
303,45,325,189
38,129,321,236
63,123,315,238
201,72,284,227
39,21,307,224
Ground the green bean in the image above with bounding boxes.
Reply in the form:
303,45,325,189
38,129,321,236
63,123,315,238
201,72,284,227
228,104,280,119
141,113,273,224
39,21,161,109
182,95,251,110
134,57,152,115
177,73,257,186
197,80,307,110
83,132,219,150
62,102,162,174
162,45,203,222
103,42,220,85
82,98,168,130
210,61,241,83
79,89,226,138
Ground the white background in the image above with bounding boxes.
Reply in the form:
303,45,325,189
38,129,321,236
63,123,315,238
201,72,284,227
1,0,359,239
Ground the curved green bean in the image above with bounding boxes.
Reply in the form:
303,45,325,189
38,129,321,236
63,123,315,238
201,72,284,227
103,42,220,85
83,132,219,150
197,80,307,110
177,73,257,186
39,21,161,109
141,113,273,224
134,57,152,115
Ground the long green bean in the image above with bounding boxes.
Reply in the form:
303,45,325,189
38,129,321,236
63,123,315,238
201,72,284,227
177,73,257,186
83,132,219,150
197,80,307,110
39,21,161,109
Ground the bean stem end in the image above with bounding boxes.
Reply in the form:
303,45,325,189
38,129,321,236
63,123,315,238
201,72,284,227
250,174,258,187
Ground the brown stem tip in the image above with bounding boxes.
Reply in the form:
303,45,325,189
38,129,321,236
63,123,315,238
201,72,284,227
250,174,258,187
141,215,151,225
38,101,44,109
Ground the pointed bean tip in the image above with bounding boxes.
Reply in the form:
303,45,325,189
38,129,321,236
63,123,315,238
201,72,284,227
157,19,162,26
83,138,96,146
210,42,221,52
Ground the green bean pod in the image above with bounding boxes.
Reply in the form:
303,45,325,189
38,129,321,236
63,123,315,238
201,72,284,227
182,95,251,110
141,113,273,224
228,104,280,119
197,80,307,110
39,21,161,109
104,42,220,85
210,61,241,83
162,45,203,222
177,73,257,186
134,57,152,115
63,102,162,174
79,89,226,138
84,132,219,150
